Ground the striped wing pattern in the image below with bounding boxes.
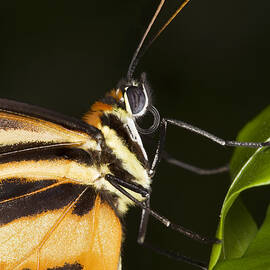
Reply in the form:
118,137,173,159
0,99,122,270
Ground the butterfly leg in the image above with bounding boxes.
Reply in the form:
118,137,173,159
163,151,229,175
105,174,219,244
141,241,208,270
139,211,209,270
150,118,270,176
105,174,212,269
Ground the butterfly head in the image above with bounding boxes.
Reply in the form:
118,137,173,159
117,72,150,118
107,73,160,135
85,73,160,136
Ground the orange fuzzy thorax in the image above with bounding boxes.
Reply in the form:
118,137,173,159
83,89,123,129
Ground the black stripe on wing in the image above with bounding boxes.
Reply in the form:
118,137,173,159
0,98,100,139
0,180,98,225
0,179,57,201
47,262,83,270
0,144,99,166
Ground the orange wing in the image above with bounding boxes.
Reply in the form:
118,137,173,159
0,187,122,270
0,99,122,269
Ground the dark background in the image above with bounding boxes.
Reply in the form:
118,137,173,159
1,1,270,269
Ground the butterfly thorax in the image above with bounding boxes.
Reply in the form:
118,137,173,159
83,84,151,214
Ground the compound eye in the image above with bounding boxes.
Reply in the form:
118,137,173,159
126,86,146,116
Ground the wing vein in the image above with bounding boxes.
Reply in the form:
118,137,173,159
0,179,79,204
13,186,89,269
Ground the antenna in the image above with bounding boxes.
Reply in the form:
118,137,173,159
127,0,191,80
127,0,165,81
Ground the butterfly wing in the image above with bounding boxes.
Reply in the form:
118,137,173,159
0,185,122,270
0,98,100,150
0,99,122,270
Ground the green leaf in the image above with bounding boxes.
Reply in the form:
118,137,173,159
212,204,270,270
222,198,257,259
211,255,270,270
245,204,270,257
209,106,270,270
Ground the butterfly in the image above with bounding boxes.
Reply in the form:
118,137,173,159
1,1,269,270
